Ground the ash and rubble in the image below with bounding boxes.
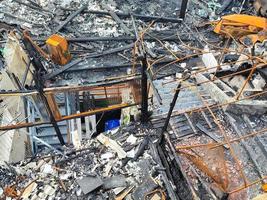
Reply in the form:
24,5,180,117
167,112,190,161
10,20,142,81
0,124,164,200
0,0,267,200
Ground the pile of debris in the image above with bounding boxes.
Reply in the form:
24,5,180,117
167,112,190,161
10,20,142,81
0,124,169,199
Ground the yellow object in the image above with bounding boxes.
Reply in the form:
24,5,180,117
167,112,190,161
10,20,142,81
46,34,71,65
262,183,267,192
214,14,267,45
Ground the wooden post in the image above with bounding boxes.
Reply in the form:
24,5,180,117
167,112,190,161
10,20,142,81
179,0,189,19
141,56,148,123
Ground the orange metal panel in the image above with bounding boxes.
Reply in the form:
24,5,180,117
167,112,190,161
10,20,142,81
221,14,267,29
46,34,72,65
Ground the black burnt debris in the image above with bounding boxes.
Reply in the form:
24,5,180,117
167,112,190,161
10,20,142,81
0,0,267,200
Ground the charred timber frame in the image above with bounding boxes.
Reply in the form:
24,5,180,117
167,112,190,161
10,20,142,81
179,0,189,19
0,102,137,131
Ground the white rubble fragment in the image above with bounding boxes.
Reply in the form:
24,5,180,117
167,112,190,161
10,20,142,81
30,193,38,200
60,173,72,180
145,42,156,49
126,135,137,145
254,40,267,56
109,127,120,134
21,182,38,199
165,42,180,52
220,64,232,70
44,185,56,196
25,162,37,170
104,161,113,177
38,192,47,199
76,187,82,196
127,68,132,75
164,76,173,80
150,193,161,200
233,54,250,69
104,158,118,177
252,73,266,90
101,152,114,161
228,76,249,90
36,160,45,170
113,187,126,195
201,46,218,73
180,63,187,68
72,129,82,149
21,23,32,29
126,148,136,158
176,73,183,79
41,163,54,174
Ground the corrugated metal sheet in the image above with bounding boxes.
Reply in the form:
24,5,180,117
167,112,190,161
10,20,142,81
152,79,216,115
29,94,69,152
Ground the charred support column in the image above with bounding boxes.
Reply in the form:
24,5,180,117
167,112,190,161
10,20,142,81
35,72,65,145
23,32,65,146
22,33,47,73
179,0,189,19
141,55,149,123
159,83,182,143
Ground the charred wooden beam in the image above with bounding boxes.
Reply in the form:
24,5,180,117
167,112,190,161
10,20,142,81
44,58,84,80
179,0,189,19
149,140,179,200
146,70,162,105
45,43,135,80
22,34,47,73
163,132,197,199
101,4,132,35
141,56,149,123
34,34,193,43
0,76,142,96
55,4,87,33
21,59,32,87
0,103,137,131
159,83,182,142
34,72,65,145
60,7,183,23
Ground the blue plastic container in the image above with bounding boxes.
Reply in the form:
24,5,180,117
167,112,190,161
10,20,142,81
105,119,120,131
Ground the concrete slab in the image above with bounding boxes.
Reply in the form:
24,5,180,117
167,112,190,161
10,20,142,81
103,175,127,189
77,176,103,195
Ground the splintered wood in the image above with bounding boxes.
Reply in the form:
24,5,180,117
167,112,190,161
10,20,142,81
97,133,127,159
